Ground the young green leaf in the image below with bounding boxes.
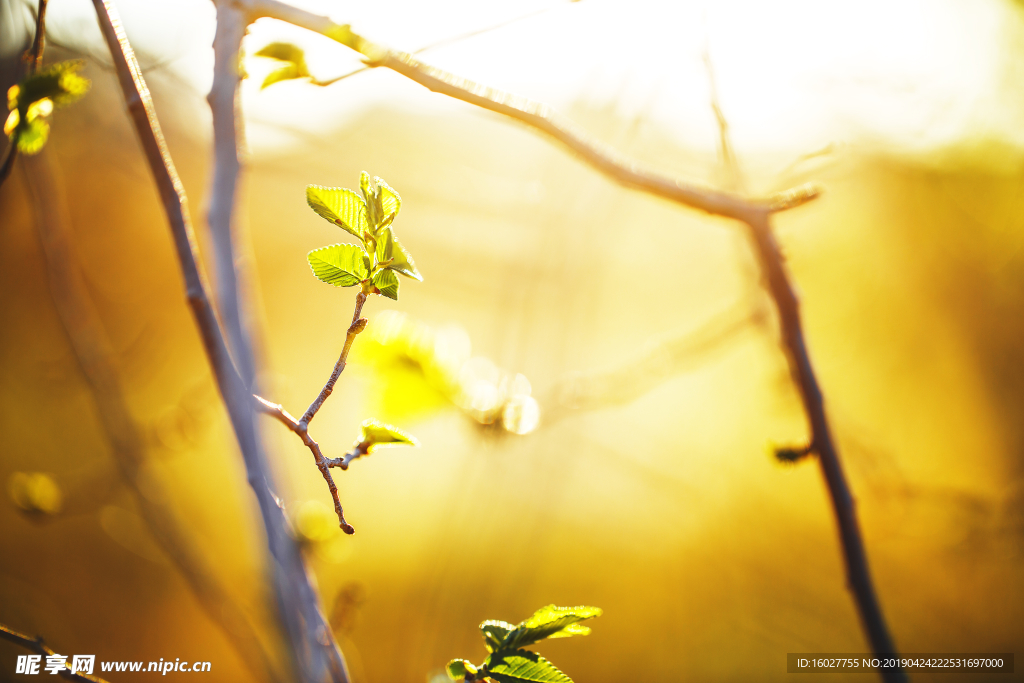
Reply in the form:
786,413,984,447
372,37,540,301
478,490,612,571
307,185,369,240
372,268,400,301
446,660,477,680
375,176,402,218
6,60,89,155
501,605,602,650
480,621,515,653
484,650,573,683
377,228,422,281
13,117,48,154
254,42,311,89
12,60,90,109
307,244,369,286
358,418,418,452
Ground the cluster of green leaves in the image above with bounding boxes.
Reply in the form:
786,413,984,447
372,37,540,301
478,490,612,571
306,173,421,300
447,605,602,683
5,60,90,154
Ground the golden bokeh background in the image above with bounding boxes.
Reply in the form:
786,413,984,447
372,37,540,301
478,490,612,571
1,0,1023,681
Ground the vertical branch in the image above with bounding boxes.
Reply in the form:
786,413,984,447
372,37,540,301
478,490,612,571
21,149,282,683
89,1,349,681
208,0,255,386
743,212,904,681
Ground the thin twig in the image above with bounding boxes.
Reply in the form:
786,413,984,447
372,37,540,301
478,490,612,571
27,0,49,72
0,623,109,683
300,292,368,429
253,292,368,533
254,395,354,534
22,149,282,683
240,1,898,676
89,2,348,681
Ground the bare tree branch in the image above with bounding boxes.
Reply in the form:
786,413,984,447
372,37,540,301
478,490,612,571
242,0,818,219
0,623,109,683
22,149,282,683
209,0,256,388
89,1,349,681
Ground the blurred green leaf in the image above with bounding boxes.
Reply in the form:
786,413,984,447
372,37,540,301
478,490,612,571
261,64,305,89
484,650,572,683
255,43,311,89
359,418,418,452
307,243,369,287
307,185,369,240
372,268,399,300
446,659,476,680
12,60,89,110
502,605,602,650
481,621,515,653
6,60,89,155
255,42,307,65
15,117,48,154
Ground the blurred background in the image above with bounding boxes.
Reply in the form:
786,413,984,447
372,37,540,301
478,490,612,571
2,0,1024,680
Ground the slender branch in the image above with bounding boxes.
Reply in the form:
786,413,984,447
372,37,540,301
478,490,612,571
89,2,348,681
300,292,367,429
242,0,817,220
253,292,369,533
702,45,903,679
209,0,256,387
0,623,109,683
27,0,49,72
254,395,354,534
743,212,904,681
22,149,282,683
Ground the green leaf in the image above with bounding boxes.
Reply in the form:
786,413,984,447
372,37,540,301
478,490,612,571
446,659,477,680
255,42,307,65
375,176,401,217
255,43,311,89
14,60,90,110
261,64,305,89
16,117,49,154
377,228,422,281
307,185,369,240
358,418,418,452
372,268,399,301
481,621,515,653
502,605,602,650
484,650,573,683
307,243,368,287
